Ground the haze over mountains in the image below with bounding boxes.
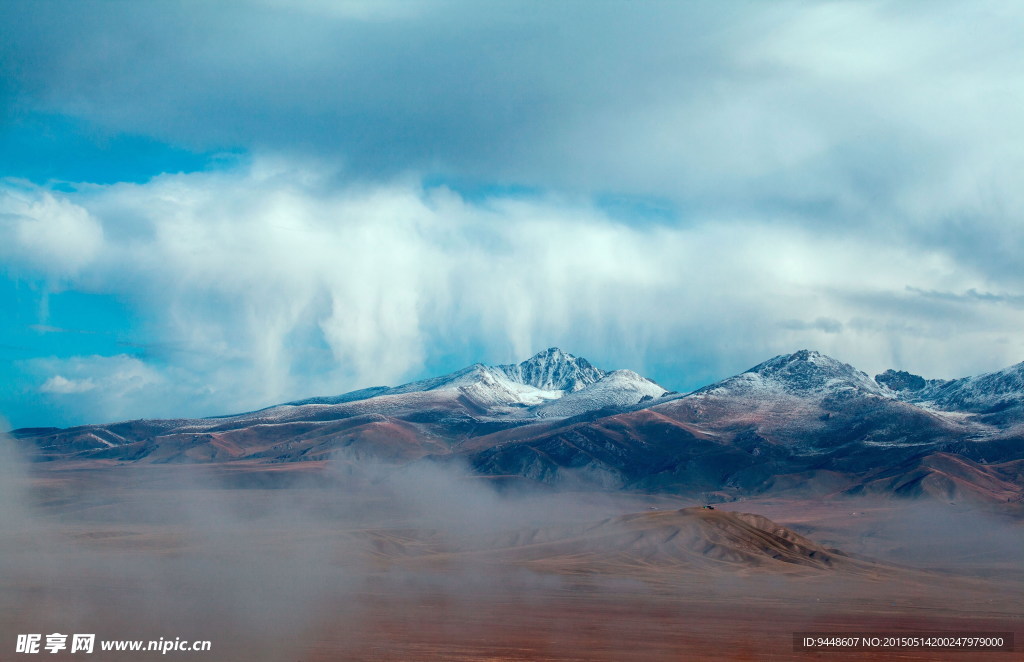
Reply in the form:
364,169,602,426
13,348,1024,504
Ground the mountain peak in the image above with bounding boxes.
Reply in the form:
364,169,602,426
498,348,605,393
875,369,927,392
734,350,883,395
764,349,828,365
755,349,847,368
908,360,1024,415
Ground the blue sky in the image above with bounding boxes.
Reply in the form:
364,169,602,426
2,1,1023,428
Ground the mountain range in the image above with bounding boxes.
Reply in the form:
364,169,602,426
12,347,1024,503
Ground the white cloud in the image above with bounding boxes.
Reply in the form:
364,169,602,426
28,355,168,422
1,2,1022,426
5,158,1024,423
39,375,96,394
0,184,104,278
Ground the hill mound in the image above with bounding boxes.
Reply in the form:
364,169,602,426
366,507,887,576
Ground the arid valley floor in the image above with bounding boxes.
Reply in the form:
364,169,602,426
3,460,1021,661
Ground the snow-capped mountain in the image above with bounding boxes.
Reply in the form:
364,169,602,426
645,349,969,456
473,350,1024,498
878,361,1024,422
695,350,887,399
495,347,605,393
283,348,626,414
13,348,1024,504
15,349,667,463
370,363,556,406
534,369,668,418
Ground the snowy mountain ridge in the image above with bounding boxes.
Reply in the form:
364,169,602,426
280,348,656,418
495,347,605,393
693,349,889,400
15,348,1024,504
878,361,1024,417
534,369,667,418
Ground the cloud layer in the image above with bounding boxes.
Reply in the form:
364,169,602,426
1,1,1023,425
3,158,1023,425
4,1,1022,215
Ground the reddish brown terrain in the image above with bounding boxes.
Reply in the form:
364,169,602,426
6,351,1024,659
2,460,1021,661
15,350,1024,507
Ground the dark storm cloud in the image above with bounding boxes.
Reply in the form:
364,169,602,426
0,1,751,185
3,2,1020,247
3,0,1022,248
1,2,1014,203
